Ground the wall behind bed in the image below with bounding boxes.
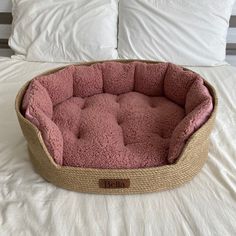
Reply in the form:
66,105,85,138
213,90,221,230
0,0,236,65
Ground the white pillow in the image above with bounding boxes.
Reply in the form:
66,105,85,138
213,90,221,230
9,0,118,63
118,0,235,66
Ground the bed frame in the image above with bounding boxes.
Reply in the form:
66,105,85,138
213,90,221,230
0,0,236,64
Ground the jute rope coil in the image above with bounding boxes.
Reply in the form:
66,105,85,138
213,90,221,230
15,60,217,194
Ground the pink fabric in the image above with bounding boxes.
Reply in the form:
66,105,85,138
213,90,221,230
25,106,63,165
22,80,53,118
164,64,201,106
37,65,75,105
22,61,213,168
168,99,213,164
134,62,168,96
102,62,135,95
52,93,185,168
73,64,103,98
185,79,212,114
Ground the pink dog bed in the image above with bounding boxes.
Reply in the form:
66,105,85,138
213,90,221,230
22,61,213,169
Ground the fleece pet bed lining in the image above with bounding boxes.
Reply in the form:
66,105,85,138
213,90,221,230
15,60,217,194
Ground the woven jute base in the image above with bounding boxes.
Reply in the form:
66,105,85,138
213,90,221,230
15,60,217,194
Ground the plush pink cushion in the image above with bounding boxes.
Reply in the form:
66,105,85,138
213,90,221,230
22,80,53,118
164,63,201,106
73,64,103,98
134,62,168,96
22,61,213,168
102,62,135,94
25,106,63,165
37,65,75,105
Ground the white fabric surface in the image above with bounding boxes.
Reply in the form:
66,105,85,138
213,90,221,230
0,58,236,235
9,0,118,63
118,0,235,66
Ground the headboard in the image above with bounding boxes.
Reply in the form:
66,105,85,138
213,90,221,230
1,0,236,64
227,5,236,65
0,0,12,57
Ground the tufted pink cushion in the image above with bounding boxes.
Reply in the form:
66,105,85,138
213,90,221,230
164,64,200,106
37,65,75,105
102,62,135,94
73,64,103,98
22,61,213,169
22,80,53,118
134,62,168,96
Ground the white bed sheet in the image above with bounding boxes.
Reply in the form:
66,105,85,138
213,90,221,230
0,58,236,236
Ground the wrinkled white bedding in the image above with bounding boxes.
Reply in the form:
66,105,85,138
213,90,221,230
0,58,236,235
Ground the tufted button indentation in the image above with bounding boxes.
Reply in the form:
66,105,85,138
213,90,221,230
150,104,156,108
81,101,86,110
77,129,83,139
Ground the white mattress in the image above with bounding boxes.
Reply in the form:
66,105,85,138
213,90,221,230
0,58,236,235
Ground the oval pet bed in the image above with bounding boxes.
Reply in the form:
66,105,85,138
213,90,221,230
15,60,217,194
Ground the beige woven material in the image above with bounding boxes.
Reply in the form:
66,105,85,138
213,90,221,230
15,60,217,194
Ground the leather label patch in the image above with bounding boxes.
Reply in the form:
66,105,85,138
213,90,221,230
99,179,130,188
